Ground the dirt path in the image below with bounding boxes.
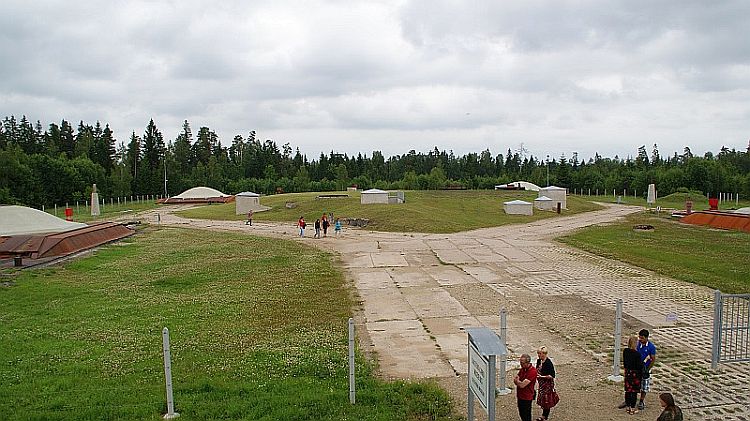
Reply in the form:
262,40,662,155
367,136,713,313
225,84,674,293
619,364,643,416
148,205,749,421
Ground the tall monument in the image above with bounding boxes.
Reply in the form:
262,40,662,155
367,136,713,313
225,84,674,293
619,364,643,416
647,184,656,207
91,183,100,216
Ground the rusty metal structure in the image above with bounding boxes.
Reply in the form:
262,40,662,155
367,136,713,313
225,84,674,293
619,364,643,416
680,211,750,233
0,222,133,267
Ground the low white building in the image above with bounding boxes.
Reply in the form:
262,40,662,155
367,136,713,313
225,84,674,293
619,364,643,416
235,191,262,215
534,195,556,211
503,200,533,216
361,188,389,204
539,186,567,210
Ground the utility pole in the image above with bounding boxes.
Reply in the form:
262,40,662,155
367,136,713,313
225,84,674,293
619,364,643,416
163,154,168,197
546,154,550,187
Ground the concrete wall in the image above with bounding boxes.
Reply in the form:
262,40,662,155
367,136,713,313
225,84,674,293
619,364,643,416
503,203,533,215
235,196,261,214
361,193,388,204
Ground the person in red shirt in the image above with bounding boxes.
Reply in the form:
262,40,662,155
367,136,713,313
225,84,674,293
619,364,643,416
514,354,538,421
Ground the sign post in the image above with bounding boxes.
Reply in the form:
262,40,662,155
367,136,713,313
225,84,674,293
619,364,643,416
466,327,507,421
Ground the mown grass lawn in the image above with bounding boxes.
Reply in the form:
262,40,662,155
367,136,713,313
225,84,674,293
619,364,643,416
573,191,750,211
176,190,602,233
0,228,452,420
558,212,750,293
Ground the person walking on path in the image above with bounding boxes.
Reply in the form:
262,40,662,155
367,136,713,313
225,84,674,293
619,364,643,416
245,209,253,226
322,214,329,237
637,329,657,410
298,216,306,237
656,392,683,421
514,353,538,421
535,346,558,420
314,219,321,238
334,218,342,237
623,336,643,414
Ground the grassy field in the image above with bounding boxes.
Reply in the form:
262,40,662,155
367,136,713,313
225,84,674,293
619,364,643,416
558,212,750,293
45,200,159,223
0,228,452,420
571,190,750,211
176,190,603,233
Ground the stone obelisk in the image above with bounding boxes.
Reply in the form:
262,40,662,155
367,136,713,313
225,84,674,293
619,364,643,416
91,183,101,216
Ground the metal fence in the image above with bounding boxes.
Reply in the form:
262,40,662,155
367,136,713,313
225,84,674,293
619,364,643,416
711,290,750,369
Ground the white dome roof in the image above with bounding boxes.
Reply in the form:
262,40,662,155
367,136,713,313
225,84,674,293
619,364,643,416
0,205,87,236
534,196,553,201
362,188,388,194
174,187,229,199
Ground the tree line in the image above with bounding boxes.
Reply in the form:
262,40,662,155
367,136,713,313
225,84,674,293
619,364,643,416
1,115,749,207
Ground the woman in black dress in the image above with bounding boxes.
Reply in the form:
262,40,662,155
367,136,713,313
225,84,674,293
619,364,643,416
623,336,643,414
535,346,558,420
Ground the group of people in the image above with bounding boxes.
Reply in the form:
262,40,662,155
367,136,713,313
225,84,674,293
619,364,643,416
297,213,341,238
513,346,558,421
620,329,682,419
513,331,682,421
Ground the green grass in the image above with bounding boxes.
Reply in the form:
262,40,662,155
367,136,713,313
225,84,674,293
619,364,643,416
558,212,750,293
0,228,453,420
177,190,602,233
44,200,160,223
572,190,750,211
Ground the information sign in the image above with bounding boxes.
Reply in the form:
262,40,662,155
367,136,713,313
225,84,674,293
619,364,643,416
468,340,490,412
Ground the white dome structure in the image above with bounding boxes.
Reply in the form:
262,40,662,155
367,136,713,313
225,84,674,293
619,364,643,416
173,187,229,199
495,181,541,192
0,205,87,236
163,186,234,204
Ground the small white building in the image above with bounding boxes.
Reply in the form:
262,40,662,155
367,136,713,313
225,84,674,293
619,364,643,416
539,186,567,210
503,200,533,216
361,188,389,204
534,195,555,211
235,191,261,215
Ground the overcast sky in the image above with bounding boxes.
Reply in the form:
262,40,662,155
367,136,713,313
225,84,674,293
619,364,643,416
1,0,749,161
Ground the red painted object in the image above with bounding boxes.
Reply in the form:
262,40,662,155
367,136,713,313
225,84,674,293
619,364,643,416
708,198,718,210
64,207,73,221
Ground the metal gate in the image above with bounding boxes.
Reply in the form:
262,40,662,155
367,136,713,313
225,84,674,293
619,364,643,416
711,290,750,369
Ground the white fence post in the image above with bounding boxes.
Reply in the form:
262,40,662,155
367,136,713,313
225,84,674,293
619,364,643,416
608,299,624,382
348,318,356,404
496,308,511,395
711,290,722,370
162,327,180,419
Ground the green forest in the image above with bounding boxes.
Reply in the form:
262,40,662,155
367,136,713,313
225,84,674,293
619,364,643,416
1,115,749,207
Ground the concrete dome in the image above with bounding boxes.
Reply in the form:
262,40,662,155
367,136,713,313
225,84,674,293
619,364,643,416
0,205,87,236
173,187,229,199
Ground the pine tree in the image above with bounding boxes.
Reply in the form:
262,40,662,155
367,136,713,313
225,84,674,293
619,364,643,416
173,120,193,179
59,120,75,158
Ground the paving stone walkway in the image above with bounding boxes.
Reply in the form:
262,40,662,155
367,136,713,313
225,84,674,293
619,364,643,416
151,204,749,420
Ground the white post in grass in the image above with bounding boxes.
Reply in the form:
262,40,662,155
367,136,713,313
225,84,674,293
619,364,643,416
348,318,356,404
162,327,180,419
608,299,624,382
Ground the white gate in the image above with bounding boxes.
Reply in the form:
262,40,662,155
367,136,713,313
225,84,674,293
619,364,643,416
711,290,750,369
